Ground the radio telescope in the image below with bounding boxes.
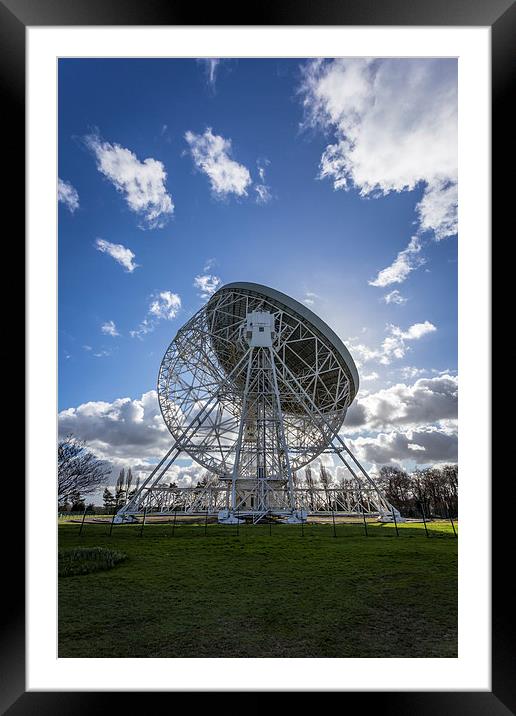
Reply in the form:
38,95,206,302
116,282,400,524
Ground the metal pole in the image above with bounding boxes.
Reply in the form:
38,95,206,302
172,507,177,537
301,517,304,538
230,349,254,515
392,504,399,537
446,502,457,537
359,490,368,537
268,348,296,513
109,510,116,536
140,507,147,537
79,506,88,536
204,509,208,536
331,507,337,538
420,501,429,538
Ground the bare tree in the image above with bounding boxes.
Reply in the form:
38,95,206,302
377,466,412,512
305,465,317,511
319,462,333,509
58,435,111,505
126,467,133,504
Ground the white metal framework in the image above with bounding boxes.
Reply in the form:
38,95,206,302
116,283,400,524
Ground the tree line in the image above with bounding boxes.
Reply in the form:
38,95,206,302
374,464,458,517
292,463,458,517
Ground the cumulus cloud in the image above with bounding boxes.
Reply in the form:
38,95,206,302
59,390,167,458
369,236,425,288
399,366,428,380
380,321,436,364
362,372,379,382
300,58,457,283
58,178,79,213
349,320,436,366
185,127,252,198
383,289,408,305
58,390,210,489
131,290,182,339
95,238,138,273
416,180,458,241
347,425,457,466
85,133,174,229
101,320,119,337
345,374,458,432
300,59,457,222
194,274,222,300
149,291,181,320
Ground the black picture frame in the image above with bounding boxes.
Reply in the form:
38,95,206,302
5,0,512,711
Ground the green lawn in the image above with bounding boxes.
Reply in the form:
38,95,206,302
58,519,457,658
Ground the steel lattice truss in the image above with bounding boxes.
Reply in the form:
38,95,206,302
118,483,387,519
116,284,397,524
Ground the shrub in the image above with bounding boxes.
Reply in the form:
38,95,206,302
58,546,127,577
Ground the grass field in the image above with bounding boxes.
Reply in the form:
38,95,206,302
58,518,457,658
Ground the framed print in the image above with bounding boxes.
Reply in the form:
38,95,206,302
4,0,513,710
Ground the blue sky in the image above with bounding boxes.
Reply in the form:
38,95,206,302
58,58,458,485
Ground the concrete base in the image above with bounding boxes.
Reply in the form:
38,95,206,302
281,510,308,524
217,510,246,525
378,510,407,523
113,513,139,524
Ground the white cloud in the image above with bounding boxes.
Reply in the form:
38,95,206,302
203,257,217,272
58,390,209,490
131,291,182,339
101,320,120,337
59,391,168,462
399,366,427,380
58,178,79,213
379,321,436,364
362,372,379,382
416,180,458,241
392,321,436,341
95,238,138,273
255,183,272,204
302,291,319,306
194,274,222,300
349,320,436,366
369,236,425,288
149,291,181,320
185,127,252,198
85,133,174,228
348,425,457,466
301,59,457,226
345,374,458,432
383,289,407,305
198,59,221,89
254,159,272,204
300,59,457,284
